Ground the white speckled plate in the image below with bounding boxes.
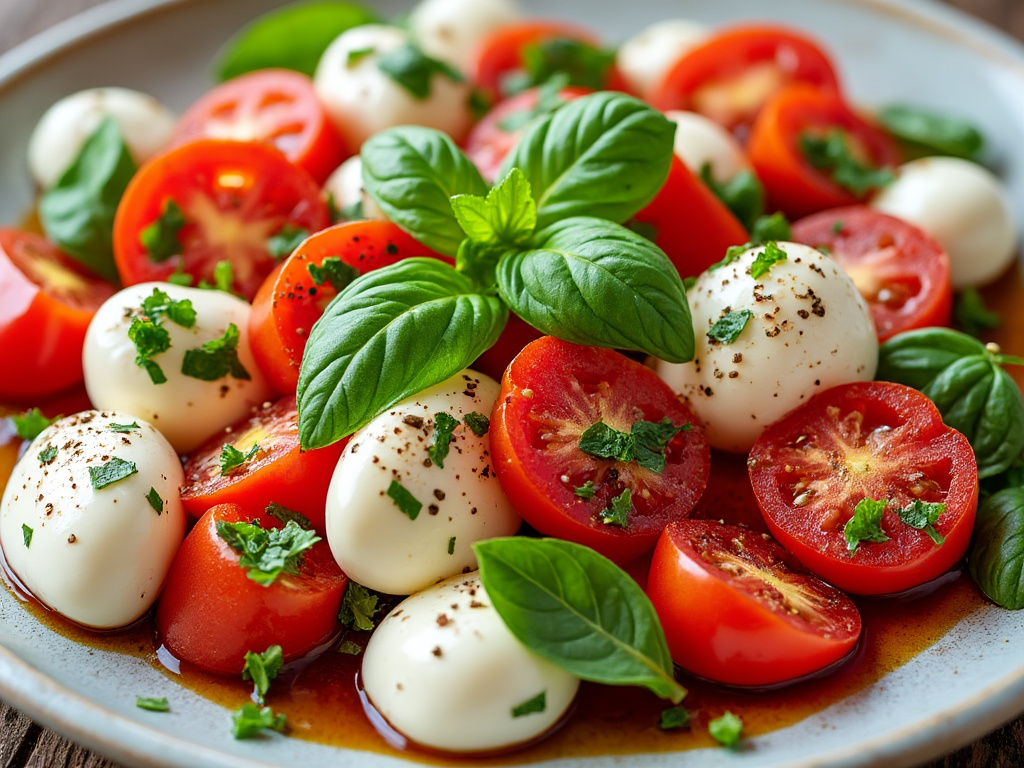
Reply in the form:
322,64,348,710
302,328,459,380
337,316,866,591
2,1,1024,767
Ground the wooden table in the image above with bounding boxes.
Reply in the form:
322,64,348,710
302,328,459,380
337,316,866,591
1,0,1024,766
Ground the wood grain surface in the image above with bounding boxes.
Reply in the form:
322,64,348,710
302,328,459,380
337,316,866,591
1,0,1024,766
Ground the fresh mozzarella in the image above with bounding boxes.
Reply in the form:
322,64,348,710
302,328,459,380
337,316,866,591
322,156,387,221
27,87,175,190
615,19,709,100
664,109,751,185
83,282,271,454
314,24,473,150
0,411,186,629
656,243,878,452
362,572,579,752
870,156,1017,289
409,0,522,73
325,370,520,595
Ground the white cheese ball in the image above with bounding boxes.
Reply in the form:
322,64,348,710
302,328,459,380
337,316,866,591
0,411,186,628
656,243,878,453
409,0,522,73
27,87,175,190
322,156,387,221
314,24,473,150
83,282,271,454
326,370,520,595
664,109,751,185
871,157,1017,289
615,19,709,100
362,572,579,753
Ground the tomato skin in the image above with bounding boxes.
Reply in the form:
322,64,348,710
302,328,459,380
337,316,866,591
171,69,350,184
749,381,978,595
113,139,330,301
791,206,953,342
155,503,348,675
490,336,710,563
0,229,115,399
647,519,861,686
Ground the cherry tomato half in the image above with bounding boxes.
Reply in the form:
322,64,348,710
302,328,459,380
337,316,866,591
0,229,115,400
113,139,330,301
791,206,953,342
748,381,978,595
490,336,710,563
647,519,862,686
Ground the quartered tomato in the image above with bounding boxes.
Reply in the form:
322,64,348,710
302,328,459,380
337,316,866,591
155,503,348,675
490,336,710,563
171,69,350,184
748,381,978,595
113,139,330,301
0,229,116,400
647,519,862,686
791,206,953,342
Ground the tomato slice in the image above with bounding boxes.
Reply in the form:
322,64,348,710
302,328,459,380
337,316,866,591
180,395,346,532
748,381,978,595
0,229,116,400
490,336,710,563
155,503,348,675
650,25,841,138
791,206,953,342
113,139,330,300
647,519,862,686
171,69,350,184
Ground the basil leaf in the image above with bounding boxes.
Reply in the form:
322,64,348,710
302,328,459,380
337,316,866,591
877,328,988,390
699,165,764,232
361,126,489,256
507,38,615,95
598,488,632,528
242,645,283,704
474,537,686,703
215,0,379,80
877,104,984,161
376,41,464,100
339,581,381,630
13,408,56,441
843,498,890,554
968,487,1024,609
707,309,753,345
450,168,537,247
496,217,693,363
297,258,508,448
499,92,675,229
750,241,788,279
38,117,136,282
955,287,1001,338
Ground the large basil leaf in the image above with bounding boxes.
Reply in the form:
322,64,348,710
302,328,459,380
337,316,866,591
474,537,687,703
498,92,675,229
496,217,693,363
362,127,489,256
297,258,507,448
968,488,1024,609
38,117,136,283
877,328,988,390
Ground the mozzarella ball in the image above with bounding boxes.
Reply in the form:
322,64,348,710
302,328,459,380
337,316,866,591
656,243,878,453
322,156,387,221
314,25,473,149
83,282,271,454
326,370,520,595
362,572,579,753
0,411,186,628
409,0,522,73
871,157,1017,289
615,20,709,100
28,87,175,189
664,109,751,185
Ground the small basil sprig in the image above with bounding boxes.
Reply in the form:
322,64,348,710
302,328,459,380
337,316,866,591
878,328,1024,479
474,537,687,703
968,487,1024,610
876,104,984,161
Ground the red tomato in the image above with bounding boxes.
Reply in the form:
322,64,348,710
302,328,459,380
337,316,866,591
248,221,434,394
650,25,841,138
180,396,346,532
113,139,330,301
156,503,348,675
471,312,543,382
0,229,115,400
171,69,349,185
690,448,769,533
490,336,710,563
647,519,862,686
748,381,978,595
747,85,901,219
630,155,749,278
791,206,953,342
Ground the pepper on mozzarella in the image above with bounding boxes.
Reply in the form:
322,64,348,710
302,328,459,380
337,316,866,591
615,19,709,100
408,0,522,73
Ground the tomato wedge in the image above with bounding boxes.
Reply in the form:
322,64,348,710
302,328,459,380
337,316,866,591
748,381,978,595
490,336,710,563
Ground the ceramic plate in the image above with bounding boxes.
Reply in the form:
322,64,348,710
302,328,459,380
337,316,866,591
2,0,1024,766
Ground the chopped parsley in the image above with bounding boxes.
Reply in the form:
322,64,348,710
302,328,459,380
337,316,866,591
463,411,490,437
266,225,309,260
38,445,58,465
127,318,170,384
598,488,632,528
376,41,464,100
428,412,459,468
898,499,946,545
504,37,614,95
181,323,251,382
708,711,743,749
707,309,753,345
749,241,788,280
135,696,170,712
220,442,260,475
21,524,33,548
658,705,690,731
339,582,381,631
307,256,360,293
447,536,456,555
13,408,56,440
831,219,845,235
578,417,689,474
88,457,138,490
387,479,422,520
146,487,164,514
231,702,287,739
141,288,196,329
800,129,895,197
511,691,547,718
337,640,363,655
199,260,235,293
216,519,321,586
109,421,140,433
749,212,791,244
843,498,890,555
139,198,186,263
265,503,311,530
574,480,597,499
242,645,284,704
346,46,375,67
